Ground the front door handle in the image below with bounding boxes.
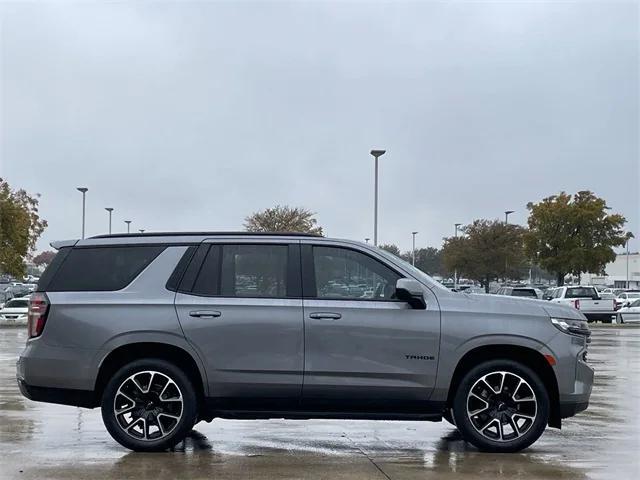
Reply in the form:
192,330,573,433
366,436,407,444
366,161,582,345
309,312,342,320
189,310,222,318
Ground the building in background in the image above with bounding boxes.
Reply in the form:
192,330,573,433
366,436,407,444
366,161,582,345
582,253,640,289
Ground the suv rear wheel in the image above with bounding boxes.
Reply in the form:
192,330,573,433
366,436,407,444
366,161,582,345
452,359,549,452
101,358,198,451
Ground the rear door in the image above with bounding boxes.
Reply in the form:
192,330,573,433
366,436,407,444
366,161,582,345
175,240,303,409
300,242,441,413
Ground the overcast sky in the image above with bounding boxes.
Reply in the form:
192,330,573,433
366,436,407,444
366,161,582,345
1,1,638,253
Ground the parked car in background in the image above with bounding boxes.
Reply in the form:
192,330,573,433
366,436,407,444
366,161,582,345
0,297,29,325
617,299,640,324
614,291,640,310
495,287,539,299
548,286,616,323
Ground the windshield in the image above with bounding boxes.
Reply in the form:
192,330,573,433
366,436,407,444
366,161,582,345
374,247,449,292
512,289,537,298
5,299,28,308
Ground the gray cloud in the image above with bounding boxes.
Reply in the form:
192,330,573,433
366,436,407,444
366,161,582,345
1,1,637,253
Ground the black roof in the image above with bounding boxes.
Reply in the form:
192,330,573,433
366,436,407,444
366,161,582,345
90,231,322,240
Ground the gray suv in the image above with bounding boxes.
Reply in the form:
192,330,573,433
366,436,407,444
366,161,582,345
17,232,593,453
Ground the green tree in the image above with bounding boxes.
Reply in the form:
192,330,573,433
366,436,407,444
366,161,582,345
244,205,323,235
402,247,443,275
0,178,48,277
442,219,527,292
525,191,628,286
378,243,401,256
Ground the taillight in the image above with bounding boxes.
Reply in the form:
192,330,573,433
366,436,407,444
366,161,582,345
573,299,581,310
27,292,50,338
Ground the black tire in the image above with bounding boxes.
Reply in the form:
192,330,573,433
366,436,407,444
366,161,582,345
452,359,549,453
101,358,198,452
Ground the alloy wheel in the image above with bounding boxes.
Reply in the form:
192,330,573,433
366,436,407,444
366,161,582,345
466,370,537,442
113,370,183,441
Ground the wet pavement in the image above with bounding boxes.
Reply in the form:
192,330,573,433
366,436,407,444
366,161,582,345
1,327,639,480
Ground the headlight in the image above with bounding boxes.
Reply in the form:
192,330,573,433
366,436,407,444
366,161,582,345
551,317,590,337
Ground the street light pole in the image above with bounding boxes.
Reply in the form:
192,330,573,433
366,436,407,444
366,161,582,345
105,208,114,234
627,239,630,289
504,211,514,283
76,187,88,239
454,223,462,288
505,210,514,224
411,231,418,266
124,220,131,234
370,149,386,246
364,238,370,244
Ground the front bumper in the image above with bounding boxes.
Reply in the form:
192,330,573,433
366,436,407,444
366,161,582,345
558,357,594,418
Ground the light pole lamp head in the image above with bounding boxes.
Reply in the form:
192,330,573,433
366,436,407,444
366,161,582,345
412,231,419,235
105,207,113,213
365,238,370,243
77,187,88,193
370,149,386,158
124,220,131,225
505,210,515,216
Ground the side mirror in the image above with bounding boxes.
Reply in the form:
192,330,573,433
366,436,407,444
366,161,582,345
396,278,427,310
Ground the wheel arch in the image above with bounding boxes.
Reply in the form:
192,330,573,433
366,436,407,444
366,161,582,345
93,342,207,411
446,344,561,428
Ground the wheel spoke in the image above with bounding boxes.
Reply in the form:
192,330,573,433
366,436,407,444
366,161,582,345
507,414,521,437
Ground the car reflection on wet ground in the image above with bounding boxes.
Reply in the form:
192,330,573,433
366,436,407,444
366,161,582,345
1,327,638,480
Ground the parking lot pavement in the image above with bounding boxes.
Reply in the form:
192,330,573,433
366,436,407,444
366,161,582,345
1,327,639,480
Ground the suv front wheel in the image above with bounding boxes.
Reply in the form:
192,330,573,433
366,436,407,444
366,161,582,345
452,359,550,452
101,358,198,451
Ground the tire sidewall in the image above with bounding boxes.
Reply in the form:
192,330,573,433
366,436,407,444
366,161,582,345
101,358,198,452
453,359,550,453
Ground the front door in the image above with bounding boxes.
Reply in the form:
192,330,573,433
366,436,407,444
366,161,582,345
300,243,441,413
175,241,303,409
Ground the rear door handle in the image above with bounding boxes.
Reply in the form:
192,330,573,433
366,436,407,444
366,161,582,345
189,310,222,318
309,312,342,320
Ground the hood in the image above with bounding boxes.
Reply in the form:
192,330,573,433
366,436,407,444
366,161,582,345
462,293,585,320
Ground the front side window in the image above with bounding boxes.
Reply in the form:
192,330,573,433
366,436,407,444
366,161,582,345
312,246,401,300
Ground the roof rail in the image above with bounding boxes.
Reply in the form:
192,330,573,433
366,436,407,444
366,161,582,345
89,231,323,239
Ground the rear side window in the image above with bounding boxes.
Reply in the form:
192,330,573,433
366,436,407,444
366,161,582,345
221,244,288,297
48,246,164,291
189,244,293,298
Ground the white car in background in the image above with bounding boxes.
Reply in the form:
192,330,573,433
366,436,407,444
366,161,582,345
614,291,640,310
617,299,640,324
0,297,29,325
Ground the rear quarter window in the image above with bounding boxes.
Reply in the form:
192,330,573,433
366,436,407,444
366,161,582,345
47,246,165,292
